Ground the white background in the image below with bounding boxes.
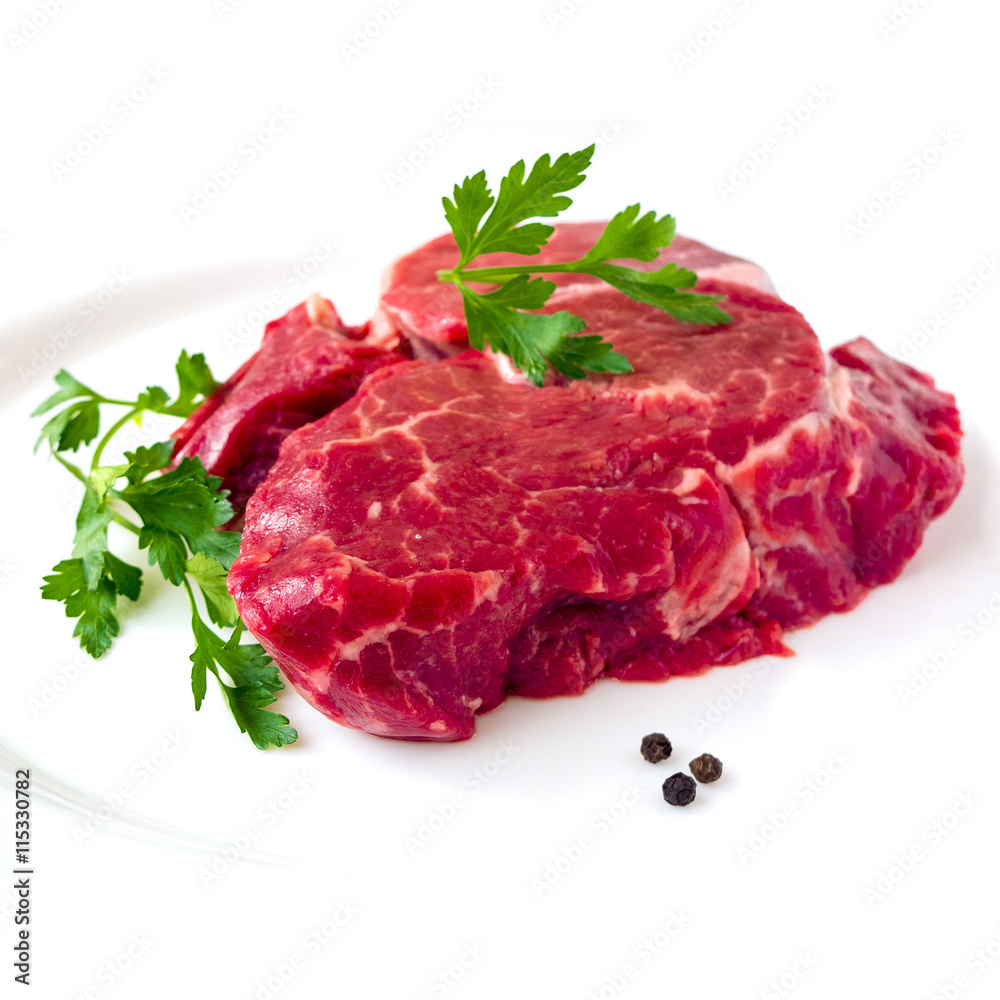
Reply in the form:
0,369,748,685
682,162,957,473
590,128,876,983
2,1,1000,998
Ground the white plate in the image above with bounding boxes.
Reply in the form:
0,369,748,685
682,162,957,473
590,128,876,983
2,268,999,998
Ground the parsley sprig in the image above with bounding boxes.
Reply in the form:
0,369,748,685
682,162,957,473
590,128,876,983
33,355,297,750
438,145,733,386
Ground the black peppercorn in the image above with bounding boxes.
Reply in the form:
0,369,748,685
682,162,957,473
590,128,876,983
662,772,696,806
689,753,723,783
640,733,672,763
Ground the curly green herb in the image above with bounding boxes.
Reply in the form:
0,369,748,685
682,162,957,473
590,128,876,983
34,355,297,750
438,145,733,386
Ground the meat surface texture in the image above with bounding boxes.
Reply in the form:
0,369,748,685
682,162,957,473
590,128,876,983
172,295,406,523
229,276,963,741
371,223,778,358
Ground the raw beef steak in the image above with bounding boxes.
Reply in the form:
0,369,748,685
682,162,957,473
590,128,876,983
172,295,406,523
229,279,963,740
371,223,778,358
173,229,769,514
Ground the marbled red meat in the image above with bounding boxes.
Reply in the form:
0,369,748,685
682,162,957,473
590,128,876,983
228,278,963,741
171,295,406,523
371,223,777,357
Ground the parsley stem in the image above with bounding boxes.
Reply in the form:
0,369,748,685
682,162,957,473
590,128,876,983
182,574,219,634
440,262,588,283
111,512,141,536
53,451,87,483
182,574,237,648
182,575,198,614
181,577,214,640
91,408,142,470
96,396,138,408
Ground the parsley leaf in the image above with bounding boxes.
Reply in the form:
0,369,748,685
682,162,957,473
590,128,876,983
123,440,176,484
172,351,219,414
547,335,635,380
32,370,97,416
64,577,120,658
35,398,101,453
104,552,143,601
121,456,240,583
439,150,735,385
581,205,678,264
460,283,590,386
41,553,143,658
474,273,557,311
470,147,593,260
135,351,219,418
186,552,238,628
40,558,88,602
135,385,170,412
443,171,494,265
586,263,731,324
189,611,296,749
74,465,128,588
